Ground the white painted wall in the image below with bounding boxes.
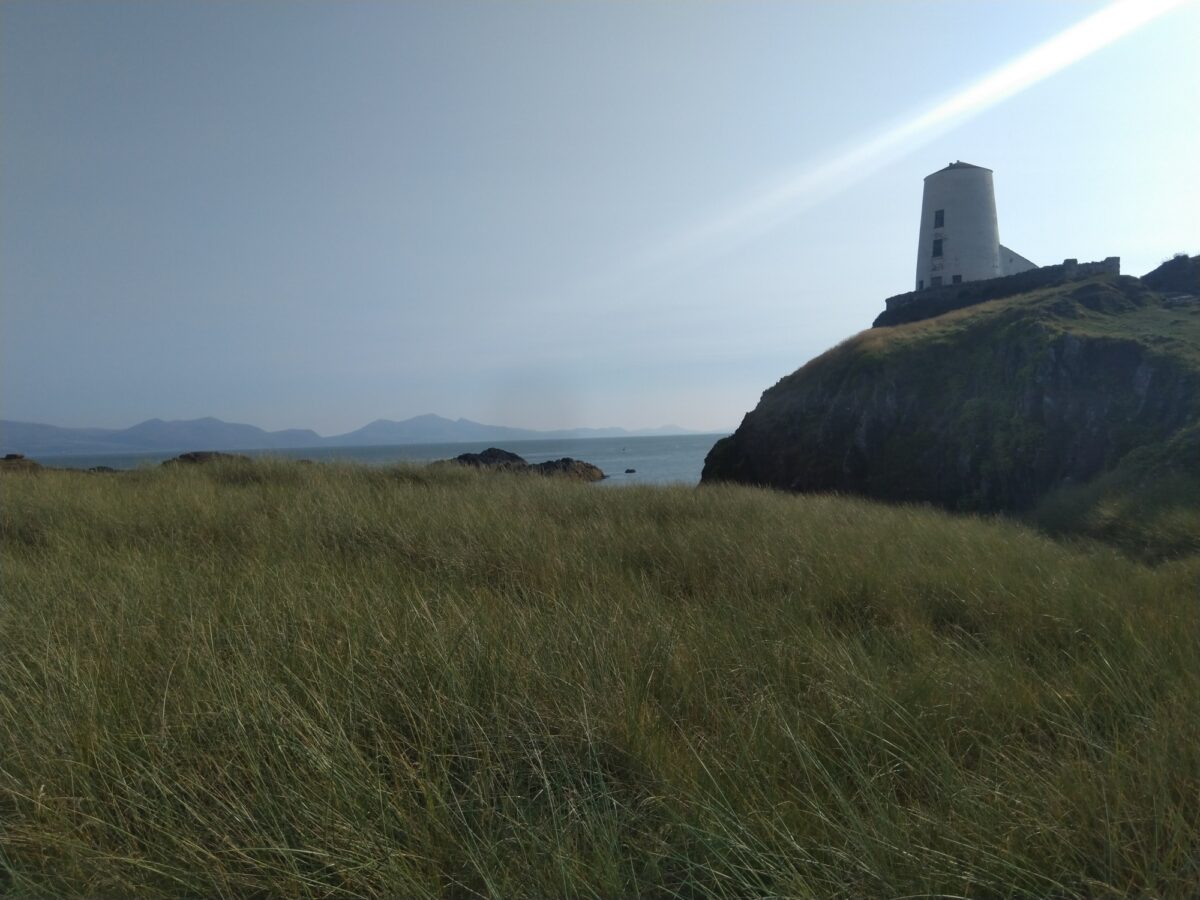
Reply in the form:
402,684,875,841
914,162,1001,290
999,244,1038,276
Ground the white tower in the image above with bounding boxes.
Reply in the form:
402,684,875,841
914,161,1002,291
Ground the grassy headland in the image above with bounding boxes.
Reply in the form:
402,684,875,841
2,460,1199,897
704,273,1200,563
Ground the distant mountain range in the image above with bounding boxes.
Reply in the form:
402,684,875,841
0,414,704,457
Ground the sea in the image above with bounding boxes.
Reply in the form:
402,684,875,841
36,433,729,486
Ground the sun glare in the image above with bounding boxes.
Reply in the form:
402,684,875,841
645,0,1191,270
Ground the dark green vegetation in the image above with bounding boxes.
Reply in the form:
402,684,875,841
3,461,1199,897
704,269,1200,561
1140,252,1200,294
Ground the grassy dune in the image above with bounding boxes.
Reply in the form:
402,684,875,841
2,460,1199,897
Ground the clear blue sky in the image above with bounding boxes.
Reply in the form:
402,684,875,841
2,1,1197,434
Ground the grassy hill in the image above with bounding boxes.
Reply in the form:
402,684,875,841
703,272,1200,560
3,460,1198,897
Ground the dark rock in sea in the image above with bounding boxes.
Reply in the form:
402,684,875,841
88,466,117,473
453,447,529,470
530,458,606,481
447,447,605,481
625,468,636,474
162,451,252,466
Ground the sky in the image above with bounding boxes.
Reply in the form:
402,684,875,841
2,1,1197,435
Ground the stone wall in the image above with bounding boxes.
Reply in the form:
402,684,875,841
874,257,1120,328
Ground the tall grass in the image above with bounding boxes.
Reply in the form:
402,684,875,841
2,459,1198,897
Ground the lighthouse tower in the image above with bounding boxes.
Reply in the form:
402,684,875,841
915,161,1006,291
914,161,1037,290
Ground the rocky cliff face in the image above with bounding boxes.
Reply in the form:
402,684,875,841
702,273,1200,514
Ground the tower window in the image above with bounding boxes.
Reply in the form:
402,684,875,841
952,274,962,284
934,209,944,228
932,239,943,257
931,276,943,287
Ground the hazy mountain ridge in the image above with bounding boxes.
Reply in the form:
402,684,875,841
0,414,700,457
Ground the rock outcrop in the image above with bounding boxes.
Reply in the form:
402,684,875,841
1141,253,1200,295
449,448,605,481
703,270,1200,515
452,448,529,471
162,451,252,466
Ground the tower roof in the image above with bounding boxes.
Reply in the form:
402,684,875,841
925,160,992,179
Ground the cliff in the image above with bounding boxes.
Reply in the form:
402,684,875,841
702,263,1200,555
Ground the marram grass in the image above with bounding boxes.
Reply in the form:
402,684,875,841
1,460,1198,897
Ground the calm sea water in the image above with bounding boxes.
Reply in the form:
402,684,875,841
37,433,729,486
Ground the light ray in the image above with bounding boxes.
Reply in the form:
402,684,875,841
640,0,1191,274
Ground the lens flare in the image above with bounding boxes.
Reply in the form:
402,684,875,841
646,0,1190,270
